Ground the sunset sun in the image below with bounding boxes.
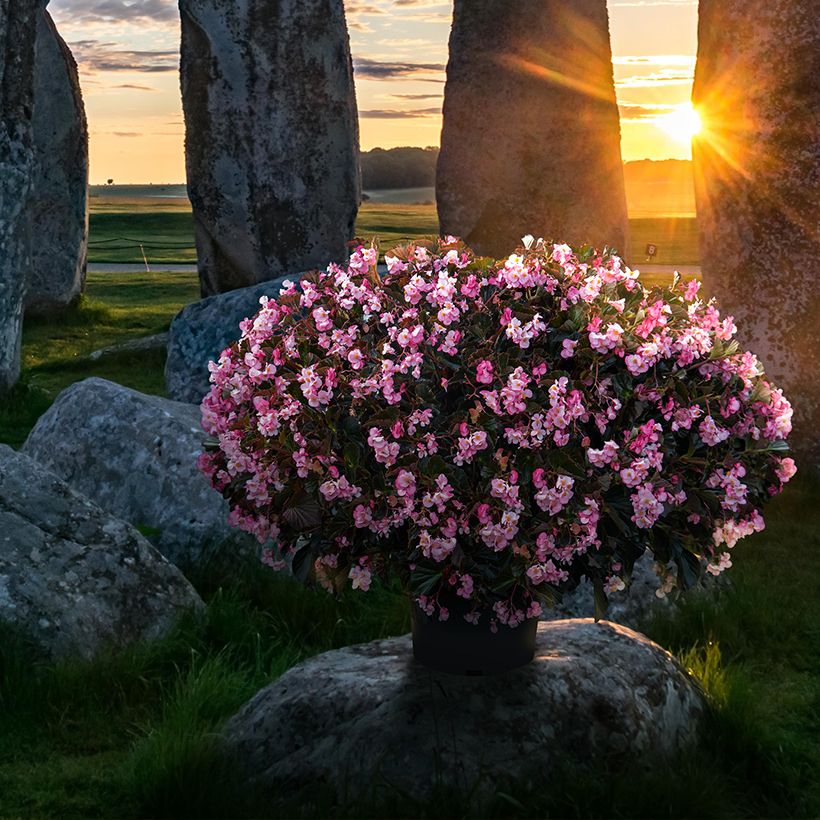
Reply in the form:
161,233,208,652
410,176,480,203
658,103,703,142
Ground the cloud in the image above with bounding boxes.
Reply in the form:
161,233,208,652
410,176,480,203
613,55,696,67
50,0,177,25
69,40,177,73
618,102,677,120
344,2,387,15
391,92,442,100
112,131,141,137
360,107,441,118
110,83,158,91
354,57,445,80
616,69,694,88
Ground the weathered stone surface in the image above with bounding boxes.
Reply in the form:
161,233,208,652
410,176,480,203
437,0,628,259
25,10,88,317
693,0,820,467
22,378,256,568
546,558,667,628
179,0,360,297
0,445,203,660
223,620,704,804
0,0,38,392
165,275,295,403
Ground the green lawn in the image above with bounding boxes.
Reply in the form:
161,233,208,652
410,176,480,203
0,476,817,818
2,206,818,818
88,199,700,267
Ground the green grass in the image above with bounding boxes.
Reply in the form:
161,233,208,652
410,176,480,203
0,270,199,447
87,199,701,268
0,476,817,818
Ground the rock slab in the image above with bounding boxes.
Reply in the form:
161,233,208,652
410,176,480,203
25,10,88,317
22,377,255,569
179,0,360,297
437,0,628,259
0,0,39,392
165,275,295,403
223,620,704,805
693,0,820,467
0,445,203,660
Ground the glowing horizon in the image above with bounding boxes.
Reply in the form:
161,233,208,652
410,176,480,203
49,0,699,184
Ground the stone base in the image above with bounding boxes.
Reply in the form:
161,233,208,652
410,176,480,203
222,619,704,805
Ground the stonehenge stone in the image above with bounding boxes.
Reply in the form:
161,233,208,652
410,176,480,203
222,620,704,806
437,0,628,259
179,0,360,297
25,10,89,317
165,275,296,404
0,445,203,661
693,0,820,467
23,378,260,569
0,0,39,393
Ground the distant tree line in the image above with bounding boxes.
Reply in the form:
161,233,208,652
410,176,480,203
361,149,694,193
361,147,439,190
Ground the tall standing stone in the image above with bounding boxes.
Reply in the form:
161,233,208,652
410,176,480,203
693,0,820,467
437,0,628,259
179,0,361,297
0,0,38,393
25,10,89,317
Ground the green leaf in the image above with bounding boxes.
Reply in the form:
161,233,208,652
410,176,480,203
593,581,609,622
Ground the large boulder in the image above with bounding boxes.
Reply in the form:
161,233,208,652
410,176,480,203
546,558,667,628
0,0,38,392
179,0,360,297
0,445,203,661
222,620,704,805
165,275,295,404
22,378,255,569
25,10,89,317
437,0,628,259
693,0,820,468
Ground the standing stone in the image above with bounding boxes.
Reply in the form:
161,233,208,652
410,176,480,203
693,0,820,468
179,0,361,297
0,0,38,393
25,10,89,317
437,0,628,259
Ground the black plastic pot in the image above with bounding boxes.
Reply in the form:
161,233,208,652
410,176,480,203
411,598,538,676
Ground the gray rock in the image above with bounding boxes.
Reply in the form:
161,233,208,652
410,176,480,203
546,558,668,628
0,0,38,392
165,275,296,403
88,331,168,362
25,10,88,317
437,0,628,259
222,619,704,805
0,444,203,660
179,0,360,297
22,377,256,569
693,0,820,467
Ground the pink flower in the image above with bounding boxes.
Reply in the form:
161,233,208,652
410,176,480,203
476,360,494,384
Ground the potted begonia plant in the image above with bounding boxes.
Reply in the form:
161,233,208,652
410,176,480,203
199,237,795,675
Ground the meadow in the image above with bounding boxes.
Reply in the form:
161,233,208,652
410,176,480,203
88,197,701,267
1,204,817,818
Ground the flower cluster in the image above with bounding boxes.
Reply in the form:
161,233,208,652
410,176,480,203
199,237,795,626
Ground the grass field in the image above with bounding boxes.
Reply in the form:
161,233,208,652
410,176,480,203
2,204,818,818
88,199,701,267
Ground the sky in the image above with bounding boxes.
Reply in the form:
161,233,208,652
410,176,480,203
48,0,699,184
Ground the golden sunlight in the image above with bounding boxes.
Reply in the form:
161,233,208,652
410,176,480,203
658,102,703,143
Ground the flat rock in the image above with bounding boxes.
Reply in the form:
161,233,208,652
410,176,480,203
223,619,704,805
0,445,203,660
165,276,296,403
437,0,628,258
25,10,88,317
0,0,38,391
22,377,256,569
179,0,360,296
693,0,820,467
